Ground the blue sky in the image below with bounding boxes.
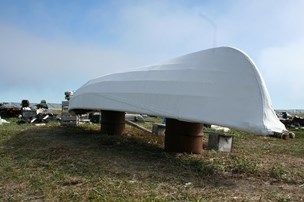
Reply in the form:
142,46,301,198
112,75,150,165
0,0,303,109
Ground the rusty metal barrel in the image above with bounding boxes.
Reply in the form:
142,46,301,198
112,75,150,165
165,118,203,154
101,110,125,135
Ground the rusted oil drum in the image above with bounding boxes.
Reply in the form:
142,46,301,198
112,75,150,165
165,118,203,154
101,110,125,135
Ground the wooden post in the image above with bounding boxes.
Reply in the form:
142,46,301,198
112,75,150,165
101,110,125,135
165,118,203,154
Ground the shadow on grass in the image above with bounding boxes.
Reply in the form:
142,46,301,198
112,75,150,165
2,124,237,189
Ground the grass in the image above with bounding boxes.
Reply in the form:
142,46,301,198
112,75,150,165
0,118,304,201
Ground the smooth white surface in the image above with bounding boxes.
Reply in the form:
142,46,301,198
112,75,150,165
69,47,286,135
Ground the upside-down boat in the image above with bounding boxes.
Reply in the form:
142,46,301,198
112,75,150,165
69,47,286,135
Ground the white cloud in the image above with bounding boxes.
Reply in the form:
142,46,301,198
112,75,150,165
0,24,144,78
108,2,218,58
258,40,304,108
215,0,304,53
0,23,145,102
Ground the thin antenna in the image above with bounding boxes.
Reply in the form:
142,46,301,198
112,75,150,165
199,12,217,48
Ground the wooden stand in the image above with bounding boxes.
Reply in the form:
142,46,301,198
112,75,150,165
101,110,125,135
165,118,203,154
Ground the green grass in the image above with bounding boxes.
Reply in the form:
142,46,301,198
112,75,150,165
0,118,304,201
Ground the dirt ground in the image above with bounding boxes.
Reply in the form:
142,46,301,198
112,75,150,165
0,123,303,201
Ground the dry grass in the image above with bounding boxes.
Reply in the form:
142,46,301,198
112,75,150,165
0,119,303,201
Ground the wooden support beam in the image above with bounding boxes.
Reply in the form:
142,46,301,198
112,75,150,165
125,120,152,134
101,110,125,135
165,118,203,154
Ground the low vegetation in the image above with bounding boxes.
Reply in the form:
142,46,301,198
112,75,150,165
0,118,303,201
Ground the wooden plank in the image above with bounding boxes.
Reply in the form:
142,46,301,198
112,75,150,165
125,120,152,134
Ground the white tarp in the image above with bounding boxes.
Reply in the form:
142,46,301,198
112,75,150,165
0,116,10,125
69,47,286,135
